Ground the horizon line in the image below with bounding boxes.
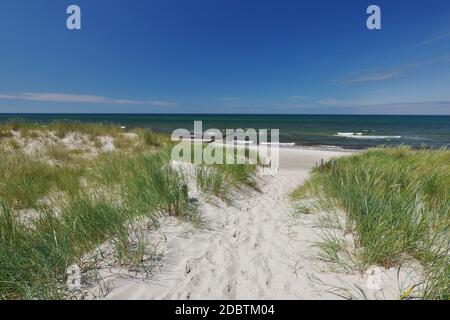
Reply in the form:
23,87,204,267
0,112,449,117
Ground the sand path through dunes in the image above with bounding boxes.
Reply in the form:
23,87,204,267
104,149,411,300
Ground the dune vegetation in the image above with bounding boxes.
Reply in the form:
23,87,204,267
291,147,449,299
0,120,257,299
196,164,257,201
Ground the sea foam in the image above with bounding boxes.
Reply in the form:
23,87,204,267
336,132,401,139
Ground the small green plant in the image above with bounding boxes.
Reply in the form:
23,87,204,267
8,139,20,150
195,163,257,201
143,129,162,147
0,130,13,139
47,143,72,162
196,166,230,200
121,154,190,216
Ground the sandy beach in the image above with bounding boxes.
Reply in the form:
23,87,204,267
99,147,417,300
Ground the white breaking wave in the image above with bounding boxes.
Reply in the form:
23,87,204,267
336,132,401,139
260,142,296,146
221,140,255,145
337,132,363,137
190,138,215,142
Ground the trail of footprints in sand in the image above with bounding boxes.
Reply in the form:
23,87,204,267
104,151,415,300
166,171,309,300
103,168,347,300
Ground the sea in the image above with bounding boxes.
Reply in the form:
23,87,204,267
1,114,449,149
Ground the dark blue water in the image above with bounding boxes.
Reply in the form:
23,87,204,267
1,114,449,148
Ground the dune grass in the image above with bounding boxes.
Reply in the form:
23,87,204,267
194,144,258,200
0,120,260,299
0,194,138,299
0,150,85,209
0,122,192,299
291,147,449,299
195,164,257,200
96,151,191,217
0,119,171,153
0,150,193,299
196,166,230,199
142,129,164,147
0,118,122,138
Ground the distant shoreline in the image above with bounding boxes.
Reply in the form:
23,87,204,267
1,114,449,149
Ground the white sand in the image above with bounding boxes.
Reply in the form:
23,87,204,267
101,147,419,300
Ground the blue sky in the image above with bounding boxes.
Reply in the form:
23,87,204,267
0,0,449,114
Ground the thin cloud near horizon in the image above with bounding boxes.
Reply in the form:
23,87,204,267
0,92,178,107
335,56,450,84
317,98,450,115
418,32,450,47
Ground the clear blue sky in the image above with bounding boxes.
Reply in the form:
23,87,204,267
0,0,449,114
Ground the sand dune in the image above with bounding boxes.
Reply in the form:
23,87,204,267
102,148,417,300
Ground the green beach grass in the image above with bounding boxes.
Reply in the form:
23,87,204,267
195,163,257,201
0,120,257,299
291,147,449,299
